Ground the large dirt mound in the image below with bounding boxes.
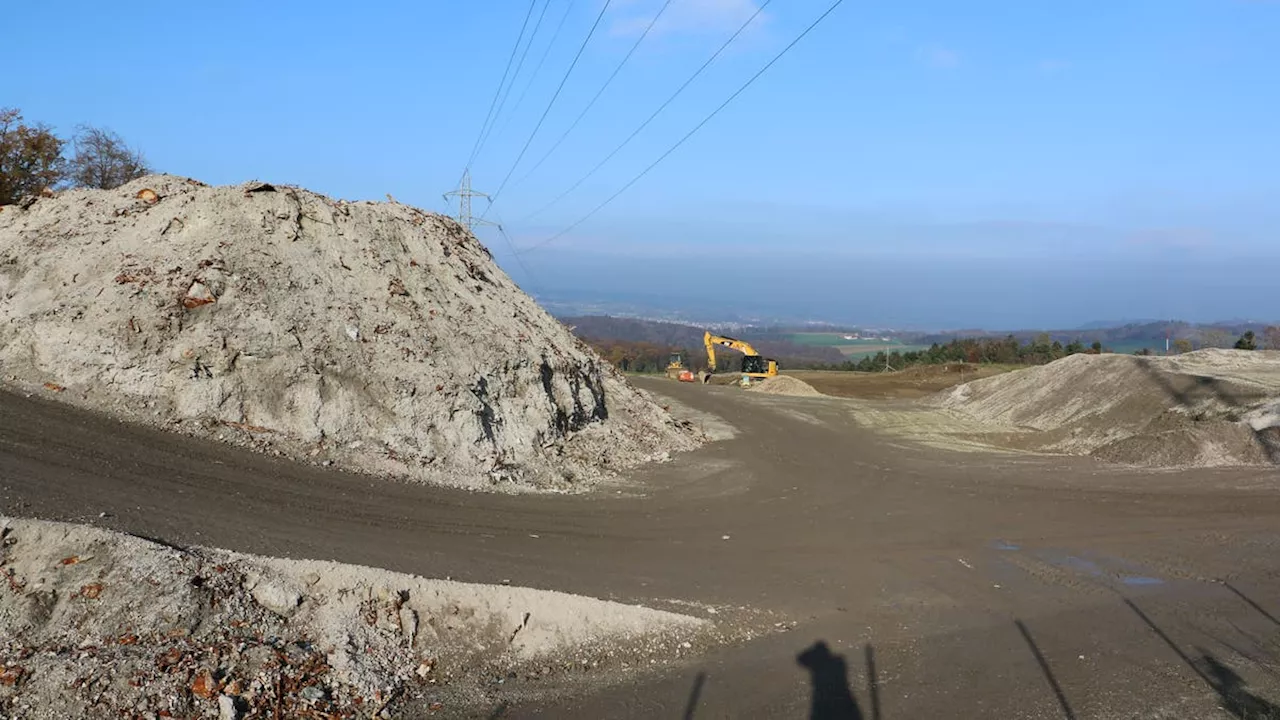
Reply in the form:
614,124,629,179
0,176,700,490
934,350,1280,468
0,516,706,719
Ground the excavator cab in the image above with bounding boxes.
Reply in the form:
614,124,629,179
741,355,769,375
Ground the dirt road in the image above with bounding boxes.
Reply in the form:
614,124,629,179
2,379,1279,718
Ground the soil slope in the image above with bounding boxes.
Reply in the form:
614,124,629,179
934,349,1280,467
0,176,699,490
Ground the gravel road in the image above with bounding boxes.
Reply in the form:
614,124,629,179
3,378,1279,718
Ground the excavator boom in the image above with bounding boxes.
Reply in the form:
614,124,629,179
703,331,779,378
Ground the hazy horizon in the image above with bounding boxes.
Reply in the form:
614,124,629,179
8,1,1277,329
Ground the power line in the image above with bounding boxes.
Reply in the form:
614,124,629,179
519,0,847,255
519,0,772,223
484,0,614,212
465,0,540,172
497,0,578,143
512,0,676,191
475,0,555,159
490,209,543,296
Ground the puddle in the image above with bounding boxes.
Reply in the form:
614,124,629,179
1056,555,1104,577
993,540,1020,551
1122,576,1165,586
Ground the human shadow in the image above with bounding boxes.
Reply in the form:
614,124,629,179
797,641,864,720
1125,596,1280,718
1198,652,1280,719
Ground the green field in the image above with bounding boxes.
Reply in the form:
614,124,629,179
787,332,894,347
838,345,933,360
785,333,931,359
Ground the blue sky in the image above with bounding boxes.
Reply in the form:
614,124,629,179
5,0,1278,327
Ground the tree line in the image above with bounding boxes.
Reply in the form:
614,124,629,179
589,340,709,373
817,330,1275,373
0,107,150,205
585,327,1279,375
565,315,845,368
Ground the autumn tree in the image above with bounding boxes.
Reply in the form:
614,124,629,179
68,125,150,190
1173,338,1193,355
0,108,65,205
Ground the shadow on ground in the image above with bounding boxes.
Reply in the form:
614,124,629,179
1126,593,1280,720
674,587,1280,720
1133,358,1280,464
677,640,877,720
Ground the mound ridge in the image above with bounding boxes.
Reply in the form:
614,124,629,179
934,350,1280,468
0,176,699,490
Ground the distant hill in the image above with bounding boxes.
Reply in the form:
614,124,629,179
908,320,1274,353
1073,319,1167,330
562,316,845,369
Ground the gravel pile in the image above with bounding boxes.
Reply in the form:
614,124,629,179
747,376,824,397
0,516,708,719
0,176,701,491
934,350,1280,468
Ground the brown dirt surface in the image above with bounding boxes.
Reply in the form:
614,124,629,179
786,364,1016,399
3,380,1280,718
0,176,699,492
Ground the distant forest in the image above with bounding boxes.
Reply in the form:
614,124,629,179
562,316,844,373
565,316,1280,374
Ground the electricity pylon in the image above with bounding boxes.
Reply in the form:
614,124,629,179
443,170,498,232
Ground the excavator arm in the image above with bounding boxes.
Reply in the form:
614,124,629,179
704,332,762,371
704,332,778,377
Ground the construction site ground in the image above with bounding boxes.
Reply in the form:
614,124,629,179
3,377,1280,719
786,365,1020,399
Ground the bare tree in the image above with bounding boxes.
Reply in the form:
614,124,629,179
1200,328,1229,349
0,108,66,205
68,125,150,190
1264,326,1280,351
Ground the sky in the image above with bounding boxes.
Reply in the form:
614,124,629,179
5,0,1278,328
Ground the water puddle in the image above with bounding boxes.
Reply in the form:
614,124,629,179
1121,576,1165,586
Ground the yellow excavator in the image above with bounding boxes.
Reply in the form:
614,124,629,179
704,331,778,381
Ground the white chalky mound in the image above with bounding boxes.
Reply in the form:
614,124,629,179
0,516,706,718
0,176,700,490
933,350,1280,468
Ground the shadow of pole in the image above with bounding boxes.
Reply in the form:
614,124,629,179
682,671,707,720
1124,596,1280,719
864,644,881,720
1123,597,1210,684
1014,619,1077,720
1222,581,1280,628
